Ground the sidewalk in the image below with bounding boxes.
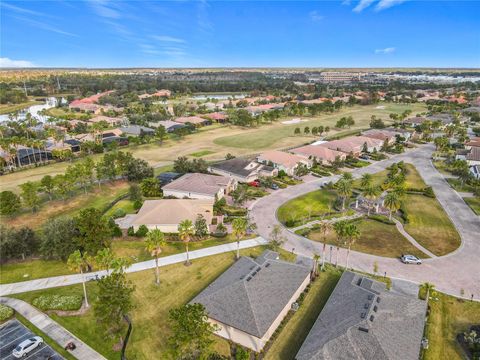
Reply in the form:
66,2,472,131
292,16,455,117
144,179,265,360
0,237,268,296
0,297,105,360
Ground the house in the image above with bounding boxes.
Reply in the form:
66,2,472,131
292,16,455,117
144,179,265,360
191,250,312,352
149,120,186,133
68,91,114,111
295,271,427,360
102,128,124,138
203,112,228,123
162,173,236,200
69,102,101,113
119,125,155,136
426,113,456,126
361,129,403,145
319,136,384,156
257,150,311,176
175,116,211,126
290,145,346,165
16,147,52,166
466,147,480,166
208,158,278,183
404,117,427,127
465,137,480,150
125,199,214,232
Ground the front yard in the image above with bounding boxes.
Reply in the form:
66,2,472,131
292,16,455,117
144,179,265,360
464,197,480,215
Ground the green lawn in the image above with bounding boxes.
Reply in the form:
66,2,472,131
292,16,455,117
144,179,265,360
306,218,428,258
464,197,480,215
0,260,75,284
0,181,130,230
446,178,476,193
103,199,136,218
353,163,427,190
403,194,461,256
277,190,339,227
423,293,480,360
214,103,426,150
12,246,294,359
265,266,342,360
189,150,215,157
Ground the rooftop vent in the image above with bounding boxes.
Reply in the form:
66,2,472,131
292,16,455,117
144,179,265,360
373,305,378,312
256,267,261,271
360,312,366,319
358,327,369,333
364,303,370,309
357,278,362,286
246,276,252,281
370,315,375,322
368,294,374,300
377,297,381,303
265,263,271,268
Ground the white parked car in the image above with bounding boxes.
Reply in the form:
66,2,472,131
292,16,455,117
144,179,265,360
401,254,422,265
12,336,43,358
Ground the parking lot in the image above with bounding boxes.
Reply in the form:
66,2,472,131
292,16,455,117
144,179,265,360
0,319,63,360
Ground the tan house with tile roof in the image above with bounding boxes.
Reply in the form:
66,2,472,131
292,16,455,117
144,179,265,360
290,145,346,165
257,150,311,176
319,136,383,156
162,173,236,200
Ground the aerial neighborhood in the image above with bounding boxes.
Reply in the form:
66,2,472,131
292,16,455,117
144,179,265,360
1,1,480,358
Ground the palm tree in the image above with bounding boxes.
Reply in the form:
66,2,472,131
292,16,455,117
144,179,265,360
67,250,89,308
344,223,360,270
178,219,195,266
145,229,166,284
341,172,353,182
384,191,402,220
335,179,352,211
360,173,373,189
362,185,381,215
95,248,114,275
333,221,347,267
420,282,436,302
232,217,247,260
312,253,321,277
318,221,332,271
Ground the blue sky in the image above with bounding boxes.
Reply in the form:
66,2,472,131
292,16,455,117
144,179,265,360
1,0,479,68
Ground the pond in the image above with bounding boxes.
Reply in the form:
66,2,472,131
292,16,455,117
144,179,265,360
0,97,64,123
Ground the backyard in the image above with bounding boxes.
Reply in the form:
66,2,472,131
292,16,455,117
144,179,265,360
11,246,292,359
423,293,480,360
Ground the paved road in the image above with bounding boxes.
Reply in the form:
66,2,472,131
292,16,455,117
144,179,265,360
0,319,63,360
0,299,104,360
0,237,268,296
251,144,480,299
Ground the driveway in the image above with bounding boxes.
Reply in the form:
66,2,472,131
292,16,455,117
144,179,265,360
250,144,480,299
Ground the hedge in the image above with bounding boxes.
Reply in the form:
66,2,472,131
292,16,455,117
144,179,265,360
32,295,83,311
0,304,14,322
368,214,395,225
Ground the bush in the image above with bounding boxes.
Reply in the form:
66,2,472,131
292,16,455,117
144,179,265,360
32,295,83,311
113,208,127,219
399,204,409,223
424,186,435,198
368,214,395,225
133,199,143,210
127,226,135,236
136,225,149,237
0,304,14,321
235,347,250,360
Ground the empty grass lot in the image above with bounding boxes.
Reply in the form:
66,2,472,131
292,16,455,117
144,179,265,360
0,260,75,284
402,194,460,256
277,190,338,227
306,219,428,258
423,293,480,360
0,181,130,230
265,266,342,360
353,163,427,190
12,246,292,359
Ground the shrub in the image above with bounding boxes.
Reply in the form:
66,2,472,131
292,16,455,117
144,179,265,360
136,225,149,237
113,208,127,219
133,199,143,210
32,295,83,311
235,347,250,360
424,186,435,198
368,214,395,225
127,226,135,236
0,304,14,321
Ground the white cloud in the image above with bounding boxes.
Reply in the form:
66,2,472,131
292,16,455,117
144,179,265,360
375,0,408,11
0,57,36,68
152,35,186,43
1,2,47,16
353,0,376,12
309,11,325,22
88,0,121,19
375,47,396,54
11,16,78,37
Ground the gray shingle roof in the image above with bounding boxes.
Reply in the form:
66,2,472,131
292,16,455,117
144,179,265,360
295,271,427,360
191,251,311,338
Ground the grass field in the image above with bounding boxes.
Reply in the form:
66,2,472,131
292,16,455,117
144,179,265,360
103,199,136,218
0,181,130,229
446,178,476,193
423,293,480,360
12,246,292,359
403,194,461,256
277,190,339,227
264,266,342,360
0,100,43,114
464,197,480,215
353,163,427,190
306,218,428,258
0,259,75,284
0,103,425,193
